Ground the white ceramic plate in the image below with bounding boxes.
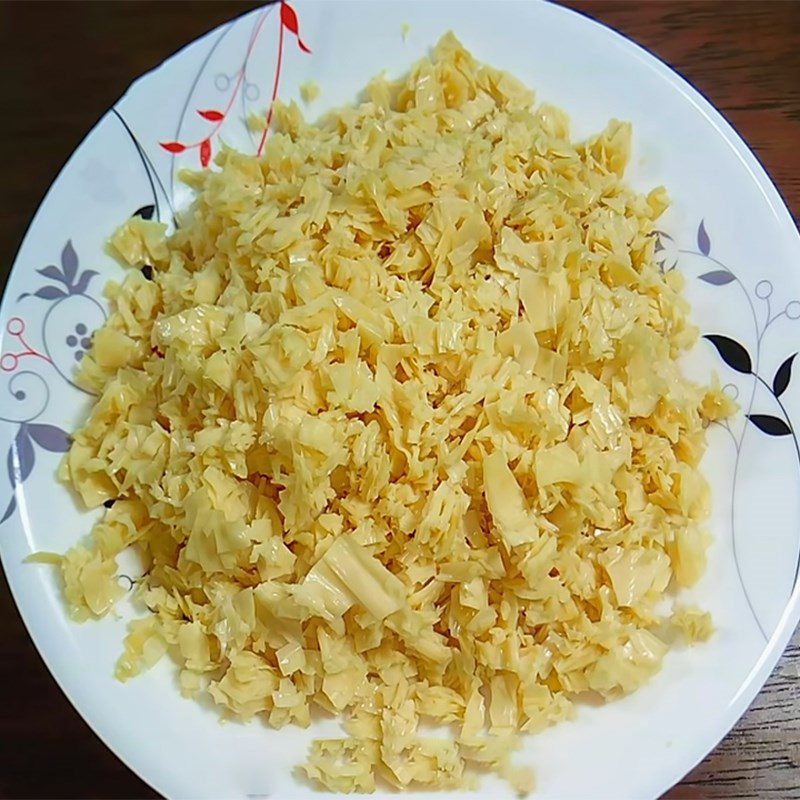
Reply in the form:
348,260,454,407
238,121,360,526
2,2,799,798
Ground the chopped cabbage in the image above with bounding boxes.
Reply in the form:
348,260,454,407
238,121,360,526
671,605,714,643
49,31,733,795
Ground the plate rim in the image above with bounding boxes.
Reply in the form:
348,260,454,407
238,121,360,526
1,2,799,798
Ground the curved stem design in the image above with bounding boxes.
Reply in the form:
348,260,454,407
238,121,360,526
684,246,768,639
753,372,800,589
40,297,105,397
0,372,50,425
257,14,285,156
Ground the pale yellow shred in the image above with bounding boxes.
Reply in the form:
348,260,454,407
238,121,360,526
115,616,167,681
299,80,320,104
53,32,732,794
671,605,715,643
60,545,124,621
503,763,536,797
25,551,62,565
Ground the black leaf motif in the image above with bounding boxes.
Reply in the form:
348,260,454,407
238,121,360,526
37,266,68,285
697,220,711,256
698,270,735,286
657,257,679,274
773,353,796,398
28,423,71,453
61,240,79,284
33,286,67,301
703,334,752,374
70,270,99,296
118,574,136,591
0,496,17,524
134,204,155,220
653,230,673,254
747,414,792,436
7,427,35,488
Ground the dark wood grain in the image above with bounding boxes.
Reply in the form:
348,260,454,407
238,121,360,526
0,2,798,799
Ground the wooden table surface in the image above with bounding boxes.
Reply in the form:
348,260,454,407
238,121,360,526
0,2,798,798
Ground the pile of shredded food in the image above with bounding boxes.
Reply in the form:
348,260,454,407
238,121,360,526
54,34,733,794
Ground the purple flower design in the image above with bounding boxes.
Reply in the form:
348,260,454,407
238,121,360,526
2,421,71,523
18,241,98,301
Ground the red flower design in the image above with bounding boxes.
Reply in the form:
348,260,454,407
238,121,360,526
197,109,225,122
200,138,212,168
281,1,312,53
159,2,313,166
1,317,53,373
160,141,186,154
